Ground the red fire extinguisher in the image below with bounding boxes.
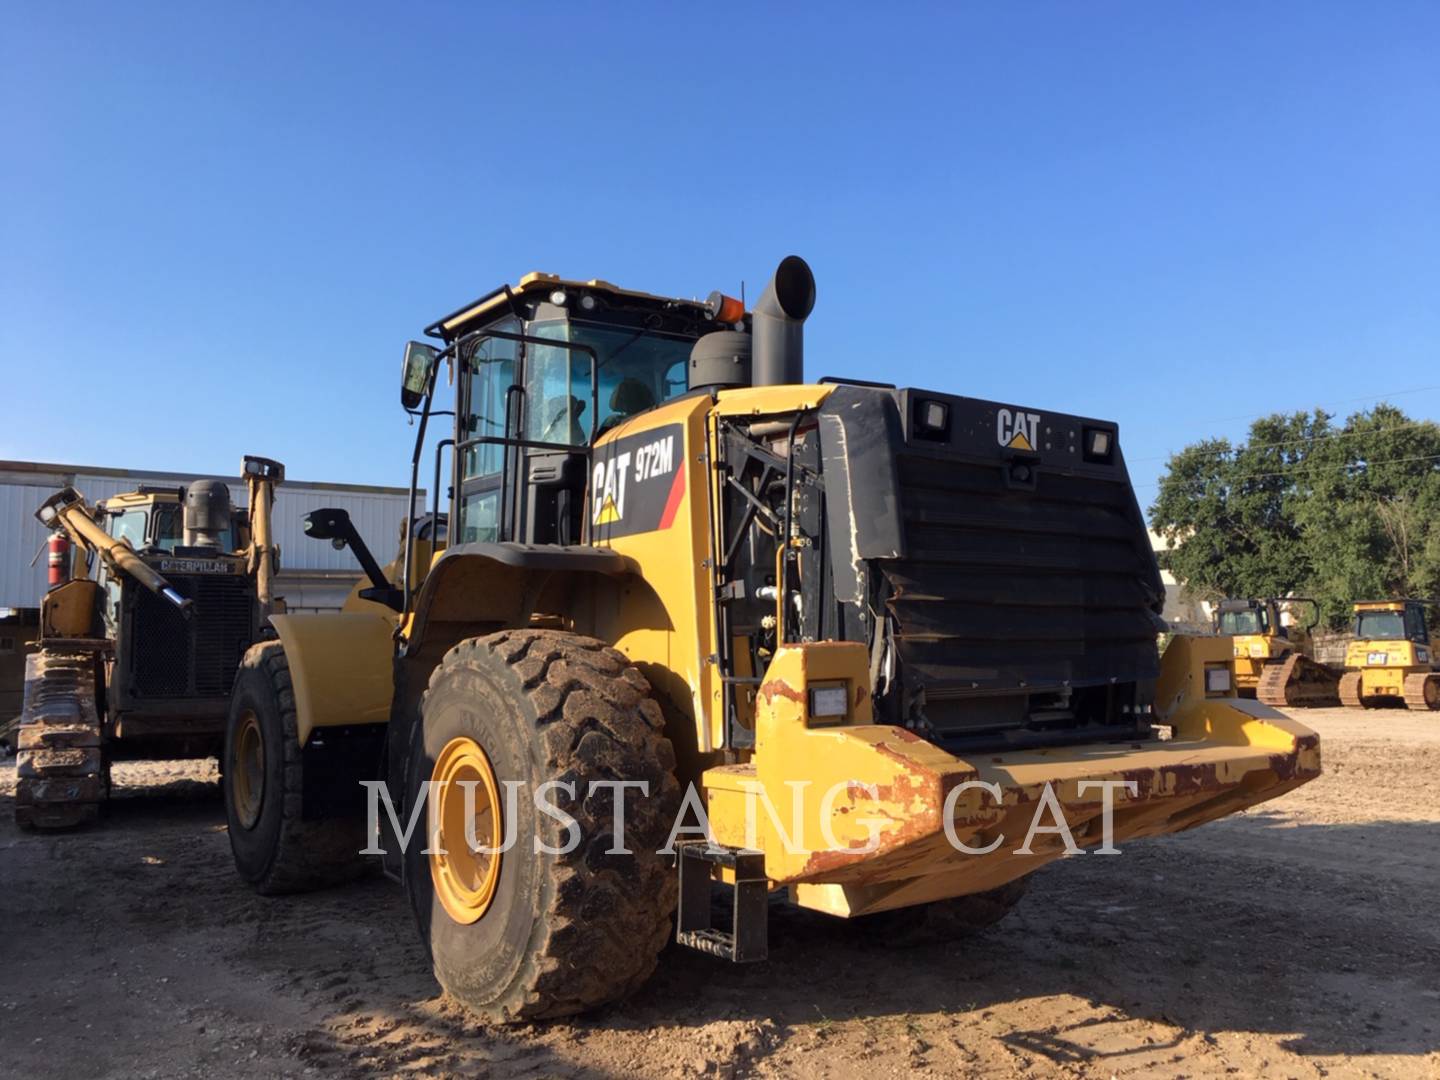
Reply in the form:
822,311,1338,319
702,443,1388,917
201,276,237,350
47,533,70,588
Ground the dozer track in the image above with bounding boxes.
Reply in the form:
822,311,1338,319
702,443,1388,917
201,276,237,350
1338,671,1365,709
1255,652,1342,708
14,646,108,830
1402,671,1440,711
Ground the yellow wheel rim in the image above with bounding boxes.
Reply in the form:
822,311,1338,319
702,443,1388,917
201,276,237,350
233,710,264,830
430,736,504,925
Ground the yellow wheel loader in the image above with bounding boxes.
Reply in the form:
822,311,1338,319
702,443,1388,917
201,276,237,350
15,457,284,829
224,258,1320,1022
1338,599,1440,710
1213,598,1341,707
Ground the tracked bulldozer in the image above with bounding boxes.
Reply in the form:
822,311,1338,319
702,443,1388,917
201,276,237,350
1213,598,1341,708
222,258,1320,1022
15,457,284,829
1338,599,1440,710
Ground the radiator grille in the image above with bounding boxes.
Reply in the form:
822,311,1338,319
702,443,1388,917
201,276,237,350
131,574,255,699
882,449,1163,710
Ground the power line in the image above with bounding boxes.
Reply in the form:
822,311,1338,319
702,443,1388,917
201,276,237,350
1138,384,1440,464
1201,383,1440,425
1133,450,1440,491
1132,419,1436,463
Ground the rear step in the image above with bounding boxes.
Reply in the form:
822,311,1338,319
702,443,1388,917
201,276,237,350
675,841,769,963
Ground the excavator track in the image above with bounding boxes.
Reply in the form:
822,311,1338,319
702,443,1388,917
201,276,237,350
1255,652,1341,709
14,646,108,830
1402,671,1440,711
1338,671,1365,709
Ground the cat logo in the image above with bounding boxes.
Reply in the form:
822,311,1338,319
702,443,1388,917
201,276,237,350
592,451,632,526
996,408,1042,451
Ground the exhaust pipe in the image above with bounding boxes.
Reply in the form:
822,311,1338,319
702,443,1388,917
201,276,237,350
752,255,816,386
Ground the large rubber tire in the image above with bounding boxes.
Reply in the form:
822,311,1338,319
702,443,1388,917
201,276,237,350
404,629,680,1023
223,641,367,894
860,877,1029,946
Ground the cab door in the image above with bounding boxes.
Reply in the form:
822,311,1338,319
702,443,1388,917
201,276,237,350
455,327,518,544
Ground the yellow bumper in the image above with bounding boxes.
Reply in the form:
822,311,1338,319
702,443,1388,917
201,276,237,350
705,638,1320,916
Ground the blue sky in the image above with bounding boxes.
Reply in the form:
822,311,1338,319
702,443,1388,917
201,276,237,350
3,3,1436,512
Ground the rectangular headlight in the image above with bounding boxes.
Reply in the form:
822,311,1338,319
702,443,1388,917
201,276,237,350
1204,666,1231,694
808,684,849,723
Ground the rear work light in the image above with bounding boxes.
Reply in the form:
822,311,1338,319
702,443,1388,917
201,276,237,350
808,684,849,724
1083,426,1115,464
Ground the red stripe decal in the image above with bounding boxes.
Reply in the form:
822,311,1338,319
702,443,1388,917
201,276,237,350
658,463,686,529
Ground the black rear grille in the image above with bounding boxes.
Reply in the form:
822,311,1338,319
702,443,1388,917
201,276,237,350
883,448,1163,714
131,574,255,699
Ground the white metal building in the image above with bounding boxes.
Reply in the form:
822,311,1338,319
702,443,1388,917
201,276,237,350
0,460,421,614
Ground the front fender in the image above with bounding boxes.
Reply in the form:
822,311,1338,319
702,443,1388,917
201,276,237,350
268,612,395,745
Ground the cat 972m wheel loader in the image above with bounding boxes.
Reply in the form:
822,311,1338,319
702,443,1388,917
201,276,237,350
15,457,284,829
223,257,1321,1022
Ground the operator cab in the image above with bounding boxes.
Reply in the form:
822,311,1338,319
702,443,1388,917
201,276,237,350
1353,600,1430,644
411,273,742,548
1215,599,1275,638
99,487,245,555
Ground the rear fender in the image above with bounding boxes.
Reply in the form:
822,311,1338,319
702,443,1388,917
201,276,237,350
403,542,634,661
268,612,395,746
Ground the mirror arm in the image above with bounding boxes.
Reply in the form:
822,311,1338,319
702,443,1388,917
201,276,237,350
401,356,442,623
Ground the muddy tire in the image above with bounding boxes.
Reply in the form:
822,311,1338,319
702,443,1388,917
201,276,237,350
224,641,367,894
404,629,680,1023
861,877,1029,945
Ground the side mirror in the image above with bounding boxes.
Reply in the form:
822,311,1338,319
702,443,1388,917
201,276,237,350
401,341,439,411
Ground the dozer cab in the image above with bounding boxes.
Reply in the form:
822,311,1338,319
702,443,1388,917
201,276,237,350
222,258,1320,1022
1214,597,1341,707
15,457,284,829
1339,599,1440,710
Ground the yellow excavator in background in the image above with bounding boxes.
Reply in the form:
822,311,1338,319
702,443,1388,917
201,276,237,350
221,257,1321,1022
1212,598,1341,708
1339,599,1440,710
15,457,283,828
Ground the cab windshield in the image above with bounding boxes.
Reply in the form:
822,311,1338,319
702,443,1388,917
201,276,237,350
456,317,695,546
1218,609,1266,635
1355,610,1409,641
523,320,691,447
108,508,149,549
106,501,236,553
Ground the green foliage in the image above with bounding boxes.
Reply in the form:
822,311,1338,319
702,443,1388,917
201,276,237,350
1149,405,1440,628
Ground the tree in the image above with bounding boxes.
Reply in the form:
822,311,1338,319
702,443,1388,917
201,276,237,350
1148,411,1328,604
1148,405,1440,628
1295,405,1440,623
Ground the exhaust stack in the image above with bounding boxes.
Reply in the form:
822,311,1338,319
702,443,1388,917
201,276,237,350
751,255,816,386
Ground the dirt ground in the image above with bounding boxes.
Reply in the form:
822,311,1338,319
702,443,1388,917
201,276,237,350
1,707,1437,1080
